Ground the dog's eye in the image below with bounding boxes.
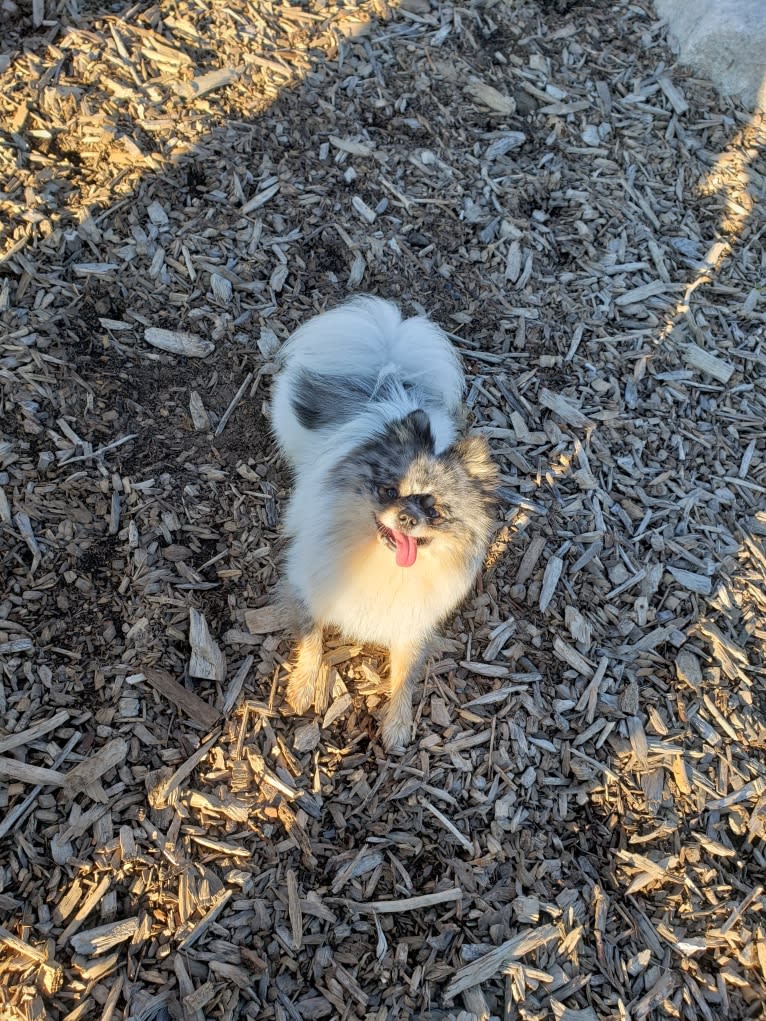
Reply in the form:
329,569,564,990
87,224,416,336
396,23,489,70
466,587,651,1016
378,485,398,502
425,505,440,520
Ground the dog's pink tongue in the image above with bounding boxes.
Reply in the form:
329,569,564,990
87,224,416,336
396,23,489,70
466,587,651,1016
393,529,417,568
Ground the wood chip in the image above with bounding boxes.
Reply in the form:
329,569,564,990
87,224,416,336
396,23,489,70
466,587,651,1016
445,925,560,998
188,609,226,681
144,667,219,729
144,327,214,358
69,918,139,956
465,77,515,114
351,887,463,914
683,342,735,383
244,605,284,634
539,388,594,429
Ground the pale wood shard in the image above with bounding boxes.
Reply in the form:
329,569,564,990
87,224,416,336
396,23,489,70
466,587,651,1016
0,733,81,840
286,868,303,950
461,984,491,1021
614,280,682,306
148,734,219,810
322,691,354,729
0,923,57,971
659,76,689,115
69,918,139,956
13,511,41,572
0,757,67,786
174,957,204,1021
188,608,226,682
143,327,214,358
445,925,560,999
465,77,516,115
63,738,128,799
516,535,547,584
351,195,377,224
627,715,649,769
73,262,120,276
486,132,527,159
421,798,473,852
332,848,386,896
0,941,62,997
551,1004,599,1021
244,605,284,634
189,390,210,431
174,68,239,100
0,711,70,755
186,789,249,823
329,135,376,156
538,388,594,429
246,748,302,801
221,655,254,716
683,342,735,383
241,181,281,214
539,554,564,612
667,566,713,594
143,666,220,729
278,802,319,870
351,887,463,914
553,637,595,678
292,721,321,753
564,606,592,646
675,648,703,690
177,889,233,950
633,971,679,1020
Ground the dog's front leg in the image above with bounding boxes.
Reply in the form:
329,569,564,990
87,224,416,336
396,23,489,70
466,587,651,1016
286,622,324,714
381,640,427,750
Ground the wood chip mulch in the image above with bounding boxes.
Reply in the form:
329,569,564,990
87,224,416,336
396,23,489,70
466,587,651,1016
1,0,765,1018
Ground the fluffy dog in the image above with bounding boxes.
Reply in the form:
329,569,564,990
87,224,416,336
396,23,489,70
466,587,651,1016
271,296,497,749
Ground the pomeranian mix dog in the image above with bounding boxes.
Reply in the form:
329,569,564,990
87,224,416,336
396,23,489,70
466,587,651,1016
271,296,497,749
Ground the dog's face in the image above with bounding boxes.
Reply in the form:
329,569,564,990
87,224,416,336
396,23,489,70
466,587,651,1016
332,411,497,568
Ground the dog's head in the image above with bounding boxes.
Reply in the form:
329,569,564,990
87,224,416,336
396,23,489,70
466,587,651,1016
332,411,497,568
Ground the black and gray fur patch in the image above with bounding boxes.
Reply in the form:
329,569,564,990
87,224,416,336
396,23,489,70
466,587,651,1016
336,411,436,492
291,370,372,430
388,409,434,452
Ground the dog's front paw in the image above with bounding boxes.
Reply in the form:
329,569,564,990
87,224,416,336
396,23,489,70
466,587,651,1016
286,671,316,714
381,711,412,752
285,627,323,714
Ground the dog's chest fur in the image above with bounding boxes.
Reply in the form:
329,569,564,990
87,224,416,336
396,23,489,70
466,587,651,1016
309,540,471,647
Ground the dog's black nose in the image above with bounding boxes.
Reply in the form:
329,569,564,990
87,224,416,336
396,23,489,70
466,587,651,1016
397,509,417,529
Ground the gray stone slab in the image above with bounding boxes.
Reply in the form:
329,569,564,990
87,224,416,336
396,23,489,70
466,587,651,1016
654,0,766,110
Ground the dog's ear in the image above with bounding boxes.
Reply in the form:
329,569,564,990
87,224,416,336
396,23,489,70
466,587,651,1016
391,410,434,452
403,410,433,447
448,435,498,487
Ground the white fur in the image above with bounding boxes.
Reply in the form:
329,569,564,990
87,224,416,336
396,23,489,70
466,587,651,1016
295,532,480,648
271,295,464,471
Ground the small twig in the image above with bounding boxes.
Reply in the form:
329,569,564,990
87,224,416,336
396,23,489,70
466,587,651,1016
222,655,254,716
349,887,463,914
0,756,67,786
0,732,81,840
215,371,254,436
12,512,41,573
0,709,70,755
420,797,473,852
177,889,233,950
58,433,138,466
0,923,49,962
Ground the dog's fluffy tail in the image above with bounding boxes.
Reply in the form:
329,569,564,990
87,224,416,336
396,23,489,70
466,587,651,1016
271,296,464,470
